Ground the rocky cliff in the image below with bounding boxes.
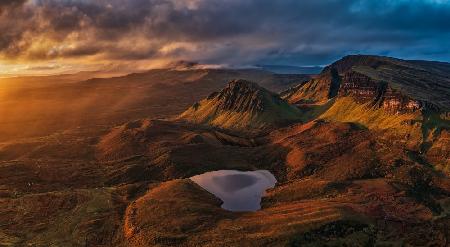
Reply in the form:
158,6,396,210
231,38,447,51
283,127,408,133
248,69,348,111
338,71,423,114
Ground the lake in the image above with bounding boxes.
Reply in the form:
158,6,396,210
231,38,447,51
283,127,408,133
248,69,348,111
190,170,277,212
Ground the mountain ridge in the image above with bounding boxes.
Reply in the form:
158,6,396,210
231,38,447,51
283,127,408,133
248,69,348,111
284,55,450,112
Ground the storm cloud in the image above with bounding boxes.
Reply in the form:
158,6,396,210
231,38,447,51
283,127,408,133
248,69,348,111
1,0,449,67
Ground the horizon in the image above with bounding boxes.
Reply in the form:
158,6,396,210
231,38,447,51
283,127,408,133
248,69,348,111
2,54,450,79
1,0,450,76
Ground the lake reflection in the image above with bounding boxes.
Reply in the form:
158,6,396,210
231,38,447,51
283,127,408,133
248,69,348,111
190,170,277,212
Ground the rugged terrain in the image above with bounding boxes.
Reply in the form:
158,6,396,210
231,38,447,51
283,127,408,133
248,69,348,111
0,55,449,246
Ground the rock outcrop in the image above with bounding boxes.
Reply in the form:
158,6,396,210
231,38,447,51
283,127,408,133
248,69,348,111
338,71,423,114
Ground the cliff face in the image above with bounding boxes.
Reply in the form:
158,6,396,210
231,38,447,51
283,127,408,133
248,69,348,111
338,71,423,114
209,80,268,114
338,71,380,104
380,88,422,113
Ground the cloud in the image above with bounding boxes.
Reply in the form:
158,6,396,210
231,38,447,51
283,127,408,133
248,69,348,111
0,0,27,8
0,0,449,69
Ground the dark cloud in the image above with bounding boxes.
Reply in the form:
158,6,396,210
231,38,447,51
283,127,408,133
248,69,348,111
0,0,449,66
0,0,27,7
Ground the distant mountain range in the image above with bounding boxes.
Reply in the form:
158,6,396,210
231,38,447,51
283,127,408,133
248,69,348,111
255,64,323,74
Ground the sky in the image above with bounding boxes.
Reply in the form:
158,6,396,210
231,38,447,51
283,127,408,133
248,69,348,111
0,0,449,76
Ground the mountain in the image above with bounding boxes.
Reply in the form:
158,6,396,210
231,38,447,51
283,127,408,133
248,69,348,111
283,55,450,111
327,55,450,111
283,55,449,143
178,79,301,130
255,64,323,74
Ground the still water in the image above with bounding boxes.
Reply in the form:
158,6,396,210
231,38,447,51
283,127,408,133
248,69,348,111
190,170,277,212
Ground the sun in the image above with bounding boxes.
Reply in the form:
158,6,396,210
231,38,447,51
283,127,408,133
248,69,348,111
0,62,24,77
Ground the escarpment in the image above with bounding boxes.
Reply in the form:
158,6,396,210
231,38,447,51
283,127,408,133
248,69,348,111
284,55,448,114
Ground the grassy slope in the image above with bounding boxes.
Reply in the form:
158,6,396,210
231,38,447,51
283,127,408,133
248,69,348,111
0,187,122,247
284,75,332,105
319,97,423,145
179,90,302,130
318,97,450,175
